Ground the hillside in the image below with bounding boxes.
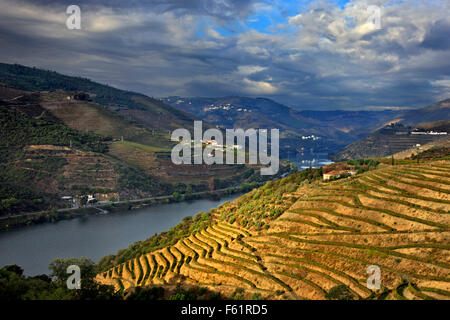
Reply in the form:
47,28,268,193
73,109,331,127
331,123,448,160
296,109,407,140
0,89,119,212
0,64,279,190
162,96,405,157
332,100,450,161
0,74,283,218
398,99,450,126
391,136,450,160
0,63,200,133
0,92,170,215
96,160,450,300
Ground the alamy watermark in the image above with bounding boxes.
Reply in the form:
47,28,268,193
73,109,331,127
66,5,81,30
63,4,382,32
366,265,381,290
64,4,382,31
66,264,81,289
366,5,382,30
171,121,279,175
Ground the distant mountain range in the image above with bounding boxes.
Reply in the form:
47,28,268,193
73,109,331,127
1,62,446,188
161,96,407,156
331,99,450,160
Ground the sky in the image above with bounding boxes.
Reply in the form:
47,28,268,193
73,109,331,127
0,0,449,110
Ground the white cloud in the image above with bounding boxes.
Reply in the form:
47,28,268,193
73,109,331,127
236,65,267,75
242,78,278,94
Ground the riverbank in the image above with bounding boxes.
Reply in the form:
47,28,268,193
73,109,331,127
0,194,242,276
0,183,260,231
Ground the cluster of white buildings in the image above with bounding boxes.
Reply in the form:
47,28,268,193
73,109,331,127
168,98,191,105
300,159,317,164
203,104,251,113
203,140,242,153
61,194,97,208
301,135,320,141
179,139,242,153
410,131,447,135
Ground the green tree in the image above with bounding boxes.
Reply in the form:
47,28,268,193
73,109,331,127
80,195,88,206
48,258,120,300
127,286,164,300
185,184,192,198
49,257,97,284
172,192,183,202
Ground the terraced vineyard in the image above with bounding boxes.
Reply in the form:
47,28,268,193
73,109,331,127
97,161,450,300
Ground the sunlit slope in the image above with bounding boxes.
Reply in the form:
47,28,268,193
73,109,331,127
391,136,450,160
97,161,450,300
39,90,171,150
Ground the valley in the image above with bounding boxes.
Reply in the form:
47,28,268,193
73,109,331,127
0,65,289,225
1,0,449,305
96,158,450,300
0,63,449,301
0,194,241,276
162,96,406,158
332,100,450,161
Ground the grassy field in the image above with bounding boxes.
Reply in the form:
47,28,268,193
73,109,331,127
96,160,450,299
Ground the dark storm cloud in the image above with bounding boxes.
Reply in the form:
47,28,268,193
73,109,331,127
15,0,259,20
0,0,448,110
421,19,450,51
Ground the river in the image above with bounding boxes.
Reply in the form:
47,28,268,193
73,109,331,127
0,194,240,276
291,152,333,169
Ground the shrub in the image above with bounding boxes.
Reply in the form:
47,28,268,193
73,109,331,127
275,290,284,296
251,293,262,300
231,288,245,300
127,286,164,300
325,285,354,300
